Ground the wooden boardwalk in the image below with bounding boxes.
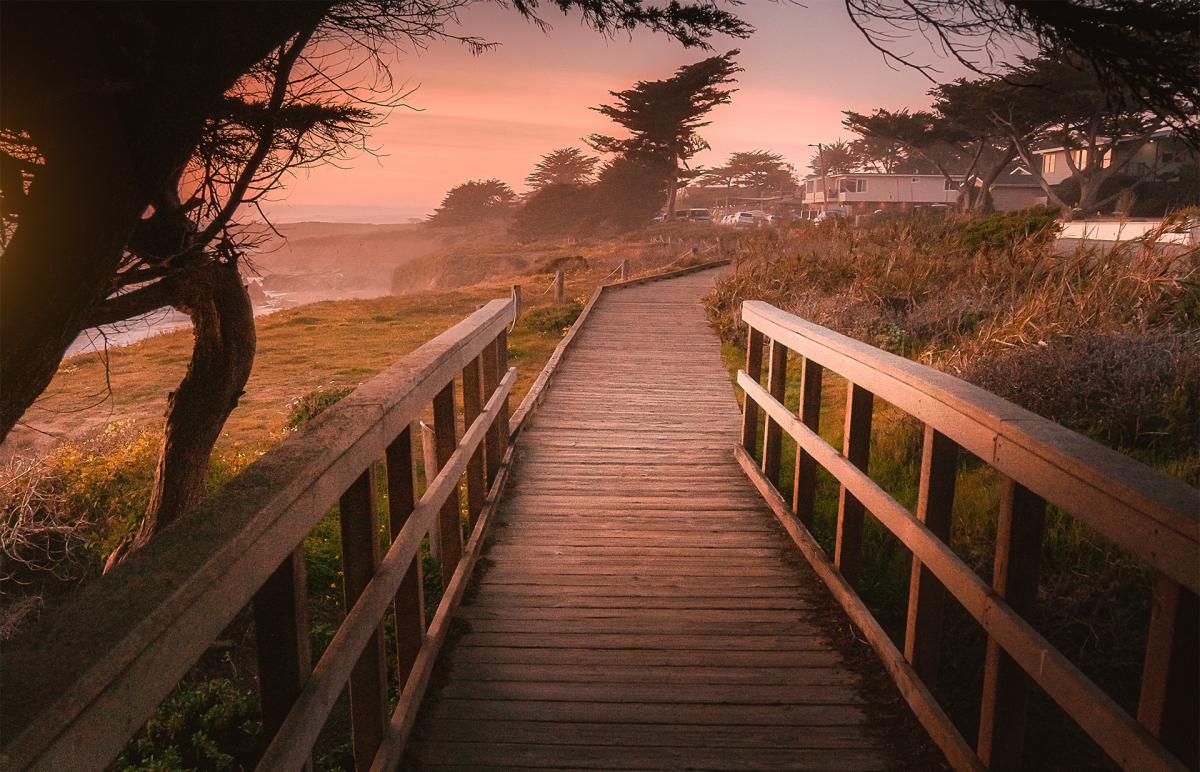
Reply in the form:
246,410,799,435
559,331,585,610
409,270,921,770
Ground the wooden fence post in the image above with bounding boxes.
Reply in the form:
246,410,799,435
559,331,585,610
431,382,463,572
419,421,441,562
978,478,1045,771
496,328,511,453
385,427,424,687
619,259,628,281
1137,577,1199,769
739,327,765,454
481,340,502,486
553,270,565,305
461,356,487,528
904,426,958,686
253,549,311,754
760,339,788,485
511,284,522,321
338,468,388,770
791,358,823,528
834,383,873,587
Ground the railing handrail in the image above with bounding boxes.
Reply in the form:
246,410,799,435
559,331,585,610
1,298,516,770
742,300,1199,591
737,299,1198,772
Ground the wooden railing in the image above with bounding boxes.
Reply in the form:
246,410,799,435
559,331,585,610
736,300,1199,772
1,298,517,771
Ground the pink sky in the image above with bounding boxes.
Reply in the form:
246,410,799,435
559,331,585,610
263,3,981,223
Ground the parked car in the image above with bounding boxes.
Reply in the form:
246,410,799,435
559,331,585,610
671,208,714,222
812,209,847,223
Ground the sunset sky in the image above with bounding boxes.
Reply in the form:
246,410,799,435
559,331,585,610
264,2,985,223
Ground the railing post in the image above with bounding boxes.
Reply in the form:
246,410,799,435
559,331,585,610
739,327,765,455
978,478,1045,771
419,421,442,562
1137,576,1199,769
496,328,511,454
253,549,311,756
619,259,628,281
553,269,565,305
791,357,823,528
511,284,522,320
761,339,788,485
338,468,388,770
385,427,424,686
432,381,464,572
461,356,487,528
481,339,502,486
834,383,873,587
904,426,957,686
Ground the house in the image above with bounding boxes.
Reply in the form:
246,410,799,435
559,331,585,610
801,171,1049,217
974,170,1045,211
800,173,960,217
1031,128,1193,185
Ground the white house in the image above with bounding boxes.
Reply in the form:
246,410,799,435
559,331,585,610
801,173,960,217
1031,128,1191,185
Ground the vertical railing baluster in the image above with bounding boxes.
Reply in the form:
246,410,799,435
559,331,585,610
385,427,424,687
740,327,765,455
834,383,873,587
496,329,511,454
1137,576,1199,769
253,549,312,757
978,478,1045,772
791,357,823,528
432,382,463,571
904,426,958,686
481,338,502,487
338,468,388,770
461,356,486,528
418,421,442,562
761,339,788,485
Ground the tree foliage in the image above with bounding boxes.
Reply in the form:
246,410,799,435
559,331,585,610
525,147,599,190
428,178,517,226
589,50,740,212
511,183,595,240
807,140,857,176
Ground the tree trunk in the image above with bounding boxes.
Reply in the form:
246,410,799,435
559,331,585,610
971,144,1018,214
111,260,256,566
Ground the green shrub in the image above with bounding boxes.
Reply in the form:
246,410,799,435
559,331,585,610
957,207,1059,252
116,679,262,771
518,301,584,336
285,385,354,430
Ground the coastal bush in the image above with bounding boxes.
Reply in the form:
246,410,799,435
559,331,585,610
956,207,1059,252
285,385,354,430
519,301,585,336
116,679,261,771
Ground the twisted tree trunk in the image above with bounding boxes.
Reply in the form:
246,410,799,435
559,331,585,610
108,260,256,568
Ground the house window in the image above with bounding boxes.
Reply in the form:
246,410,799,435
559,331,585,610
1102,148,1112,168
840,179,866,193
1042,154,1056,174
944,179,958,191
1071,149,1087,168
